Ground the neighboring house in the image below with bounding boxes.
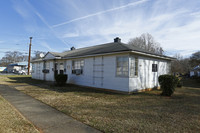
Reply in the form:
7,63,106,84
31,37,173,93
0,67,6,72
190,65,200,77
7,62,31,74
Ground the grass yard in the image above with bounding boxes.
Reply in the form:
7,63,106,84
0,95,39,133
0,75,200,133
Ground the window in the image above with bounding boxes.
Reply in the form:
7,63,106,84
72,60,84,74
130,57,138,77
116,56,129,77
54,63,58,76
42,62,50,73
60,63,64,74
167,62,171,74
32,64,35,73
46,62,50,70
152,64,158,72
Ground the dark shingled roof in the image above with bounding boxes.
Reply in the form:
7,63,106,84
62,42,132,58
32,37,174,62
48,41,172,59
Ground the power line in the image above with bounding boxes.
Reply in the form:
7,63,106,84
0,49,41,53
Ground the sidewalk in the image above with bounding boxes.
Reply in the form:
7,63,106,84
0,85,101,133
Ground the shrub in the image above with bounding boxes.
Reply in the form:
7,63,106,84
177,80,182,87
158,75,178,96
55,74,68,86
176,76,182,88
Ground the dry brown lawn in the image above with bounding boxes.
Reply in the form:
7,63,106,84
0,75,200,133
0,94,39,133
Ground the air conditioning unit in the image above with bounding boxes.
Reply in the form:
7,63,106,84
42,69,49,73
75,69,82,75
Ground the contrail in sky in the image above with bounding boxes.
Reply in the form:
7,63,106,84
52,0,149,28
25,0,71,48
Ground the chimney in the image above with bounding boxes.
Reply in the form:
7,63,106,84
114,37,121,43
71,46,75,50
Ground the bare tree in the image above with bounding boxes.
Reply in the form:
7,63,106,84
0,51,28,66
190,51,200,67
171,54,190,74
128,33,164,55
32,51,46,59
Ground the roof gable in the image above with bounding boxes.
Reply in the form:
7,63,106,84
43,52,59,60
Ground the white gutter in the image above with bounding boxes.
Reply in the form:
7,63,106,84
130,51,175,60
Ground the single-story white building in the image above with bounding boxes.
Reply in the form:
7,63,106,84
31,37,173,93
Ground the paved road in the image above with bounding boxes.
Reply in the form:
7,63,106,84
0,85,101,133
0,73,18,75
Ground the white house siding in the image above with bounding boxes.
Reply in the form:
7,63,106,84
103,55,129,92
44,61,54,81
32,61,52,81
32,53,170,93
32,62,44,80
129,56,170,92
65,54,129,92
190,71,194,77
66,58,93,87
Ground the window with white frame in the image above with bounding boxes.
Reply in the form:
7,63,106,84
60,63,64,74
130,56,138,77
42,62,50,73
72,60,84,74
46,62,50,70
116,56,129,77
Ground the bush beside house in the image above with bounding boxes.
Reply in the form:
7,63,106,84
158,75,178,96
55,74,68,86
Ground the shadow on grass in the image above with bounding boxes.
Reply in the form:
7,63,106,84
7,76,123,95
182,78,200,88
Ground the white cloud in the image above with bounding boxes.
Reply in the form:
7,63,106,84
62,32,79,38
9,0,200,58
12,1,30,19
56,1,199,58
38,41,56,52
165,49,198,57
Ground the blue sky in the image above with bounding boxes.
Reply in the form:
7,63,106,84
0,0,200,59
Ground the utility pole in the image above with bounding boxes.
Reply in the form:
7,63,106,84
28,37,32,75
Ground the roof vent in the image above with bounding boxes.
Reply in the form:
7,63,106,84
71,46,76,50
114,37,121,43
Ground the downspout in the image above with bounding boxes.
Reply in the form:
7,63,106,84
53,59,56,82
43,61,46,81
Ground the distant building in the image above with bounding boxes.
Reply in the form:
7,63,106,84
190,65,200,77
0,67,6,72
7,62,31,74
